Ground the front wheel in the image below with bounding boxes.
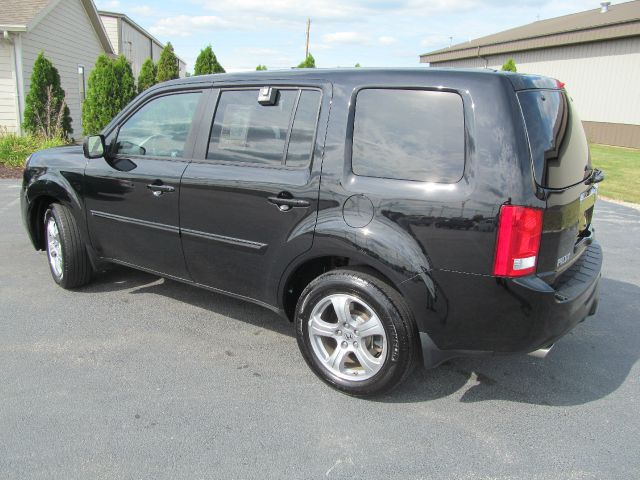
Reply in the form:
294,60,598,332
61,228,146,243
295,270,417,397
44,204,92,289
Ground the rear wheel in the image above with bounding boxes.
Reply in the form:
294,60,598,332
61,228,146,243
295,270,416,397
44,204,92,289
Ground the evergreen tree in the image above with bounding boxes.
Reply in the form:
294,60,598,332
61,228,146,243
138,57,157,92
156,42,180,82
82,54,119,135
113,55,136,109
256,65,267,71
23,52,72,138
354,63,361,68
194,45,225,75
501,58,517,72
297,53,316,68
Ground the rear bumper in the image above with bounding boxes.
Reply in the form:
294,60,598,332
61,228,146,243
419,241,602,368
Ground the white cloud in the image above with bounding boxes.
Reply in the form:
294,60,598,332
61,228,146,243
420,35,452,50
231,46,297,70
308,42,332,52
322,31,370,45
98,0,120,9
149,15,235,37
378,36,397,46
130,5,153,17
195,0,364,22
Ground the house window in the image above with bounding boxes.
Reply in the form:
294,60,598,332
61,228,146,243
78,65,86,101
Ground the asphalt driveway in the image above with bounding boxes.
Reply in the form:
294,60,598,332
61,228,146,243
1,179,638,479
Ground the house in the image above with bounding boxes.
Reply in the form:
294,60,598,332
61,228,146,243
0,0,187,136
99,11,187,81
420,1,640,148
0,0,112,135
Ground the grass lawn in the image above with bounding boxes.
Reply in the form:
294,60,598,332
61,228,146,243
590,144,640,204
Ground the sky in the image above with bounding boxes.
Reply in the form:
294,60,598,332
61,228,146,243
95,0,619,72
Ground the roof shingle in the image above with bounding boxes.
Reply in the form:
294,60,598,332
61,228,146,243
0,0,52,27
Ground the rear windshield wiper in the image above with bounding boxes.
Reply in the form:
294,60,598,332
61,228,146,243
535,168,604,200
584,168,605,185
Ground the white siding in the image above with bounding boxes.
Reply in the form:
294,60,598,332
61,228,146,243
121,19,154,79
0,40,19,132
151,41,162,62
431,37,640,126
21,0,105,137
99,14,119,53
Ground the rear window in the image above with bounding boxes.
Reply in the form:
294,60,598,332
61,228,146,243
518,90,590,189
351,89,465,183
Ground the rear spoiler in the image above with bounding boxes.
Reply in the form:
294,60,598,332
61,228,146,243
506,74,564,91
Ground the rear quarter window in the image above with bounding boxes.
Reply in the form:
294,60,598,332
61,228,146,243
351,89,465,183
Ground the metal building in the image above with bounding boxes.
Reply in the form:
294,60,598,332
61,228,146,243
420,1,640,148
99,11,187,81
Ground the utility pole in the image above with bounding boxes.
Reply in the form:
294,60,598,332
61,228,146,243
305,18,311,59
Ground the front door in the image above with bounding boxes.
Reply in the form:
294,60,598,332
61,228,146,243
180,83,331,304
84,90,204,279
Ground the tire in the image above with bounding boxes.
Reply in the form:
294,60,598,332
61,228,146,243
44,203,92,289
295,269,417,397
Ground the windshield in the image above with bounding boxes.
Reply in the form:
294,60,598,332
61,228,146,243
518,90,591,189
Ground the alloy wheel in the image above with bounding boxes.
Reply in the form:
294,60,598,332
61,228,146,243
46,216,63,279
307,294,387,381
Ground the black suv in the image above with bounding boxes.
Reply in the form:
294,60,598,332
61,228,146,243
21,69,603,396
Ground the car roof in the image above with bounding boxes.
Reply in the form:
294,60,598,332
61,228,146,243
160,67,558,91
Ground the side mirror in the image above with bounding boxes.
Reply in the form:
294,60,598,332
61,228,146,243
83,135,106,159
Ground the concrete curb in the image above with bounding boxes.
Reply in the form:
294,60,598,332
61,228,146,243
600,196,640,212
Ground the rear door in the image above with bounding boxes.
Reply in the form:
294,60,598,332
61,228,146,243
517,88,599,280
179,83,331,304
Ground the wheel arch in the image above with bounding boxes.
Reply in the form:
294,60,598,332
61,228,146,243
279,249,421,324
24,173,86,252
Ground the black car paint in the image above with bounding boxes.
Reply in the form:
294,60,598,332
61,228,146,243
21,69,601,366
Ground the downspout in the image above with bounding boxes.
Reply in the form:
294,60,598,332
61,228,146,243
3,30,24,134
476,45,489,68
13,33,25,132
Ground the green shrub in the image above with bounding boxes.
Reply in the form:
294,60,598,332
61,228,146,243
113,55,136,109
501,58,517,72
156,42,180,82
138,58,157,92
297,53,316,68
82,54,119,135
82,54,135,135
256,65,267,71
23,52,72,139
194,45,225,75
0,130,68,167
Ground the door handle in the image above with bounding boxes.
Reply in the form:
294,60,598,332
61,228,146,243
267,195,310,211
147,183,175,196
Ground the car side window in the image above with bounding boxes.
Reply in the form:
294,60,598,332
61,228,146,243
207,88,321,167
285,90,321,167
115,92,202,158
351,89,465,183
207,89,297,166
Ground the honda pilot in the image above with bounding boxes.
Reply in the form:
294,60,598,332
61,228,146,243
21,69,603,396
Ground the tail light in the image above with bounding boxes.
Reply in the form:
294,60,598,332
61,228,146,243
493,205,543,277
